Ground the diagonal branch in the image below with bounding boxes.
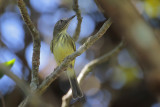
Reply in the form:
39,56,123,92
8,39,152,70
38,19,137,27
18,0,40,90
19,18,112,107
72,0,82,41
0,92,5,107
62,41,124,107
0,65,45,107
0,64,31,96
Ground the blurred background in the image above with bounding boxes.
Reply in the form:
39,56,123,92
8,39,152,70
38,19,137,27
0,0,160,107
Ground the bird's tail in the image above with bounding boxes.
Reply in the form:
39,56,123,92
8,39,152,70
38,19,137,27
67,67,83,99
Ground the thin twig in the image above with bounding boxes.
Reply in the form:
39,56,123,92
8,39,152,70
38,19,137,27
0,64,30,96
72,0,82,41
0,65,44,107
18,0,40,90
61,41,124,107
0,65,49,107
0,92,5,107
19,18,112,107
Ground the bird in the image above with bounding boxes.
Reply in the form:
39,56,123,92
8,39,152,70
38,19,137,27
50,15,83,99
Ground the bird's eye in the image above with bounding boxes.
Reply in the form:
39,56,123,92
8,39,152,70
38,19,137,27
60,20,63,23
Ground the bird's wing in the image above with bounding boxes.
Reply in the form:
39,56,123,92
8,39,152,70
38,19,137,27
68,34,76,51
50,39,54,53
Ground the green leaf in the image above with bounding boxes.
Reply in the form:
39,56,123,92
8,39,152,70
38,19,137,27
3,59,16,69
0,59,16,78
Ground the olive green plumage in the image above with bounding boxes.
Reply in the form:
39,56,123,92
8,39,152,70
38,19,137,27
50,15,83,99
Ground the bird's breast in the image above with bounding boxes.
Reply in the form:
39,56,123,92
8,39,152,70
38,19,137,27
53,34,75,65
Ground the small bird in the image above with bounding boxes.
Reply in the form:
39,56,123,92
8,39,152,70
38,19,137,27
50,15,83,99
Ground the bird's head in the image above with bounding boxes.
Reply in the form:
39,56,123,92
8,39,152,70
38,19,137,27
53,15,76,35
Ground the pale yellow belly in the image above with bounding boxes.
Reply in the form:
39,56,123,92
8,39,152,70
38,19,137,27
53,42,75,65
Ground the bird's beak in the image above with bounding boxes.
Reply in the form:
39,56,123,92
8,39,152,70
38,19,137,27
62,15,76,30
67,15,76,23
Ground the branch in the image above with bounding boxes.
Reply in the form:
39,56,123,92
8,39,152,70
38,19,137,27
18,0,40,90
96,0,160,100
96,0,160,70
0,65,40,107
72,0,82,41
0,92,5,107
18,18,112,107
61,41,124,107
0,65,52,107
0,64,30,96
